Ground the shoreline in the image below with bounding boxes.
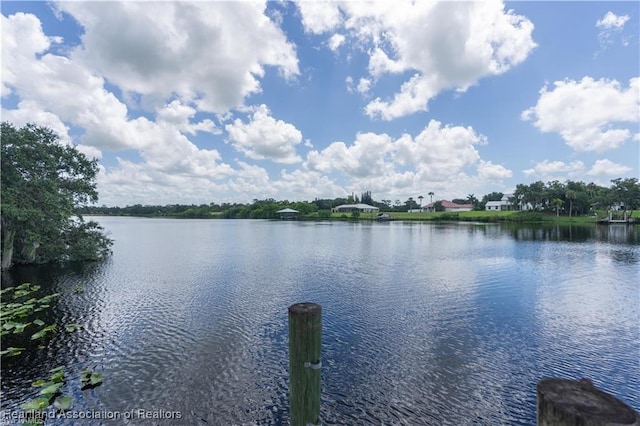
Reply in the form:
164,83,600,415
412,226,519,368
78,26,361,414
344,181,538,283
84,211,639,225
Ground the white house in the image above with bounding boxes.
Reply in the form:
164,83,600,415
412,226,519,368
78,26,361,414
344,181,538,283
331,203,380,213
485,194,532,211
423,200,473,212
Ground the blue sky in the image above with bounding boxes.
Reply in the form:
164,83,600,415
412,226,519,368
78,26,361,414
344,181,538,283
2,1,638,207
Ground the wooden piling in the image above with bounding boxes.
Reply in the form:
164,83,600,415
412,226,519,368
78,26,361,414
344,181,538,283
537,378,640,426
288,302,321,426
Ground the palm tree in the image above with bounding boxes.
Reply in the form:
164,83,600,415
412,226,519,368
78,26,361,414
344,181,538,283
428,191,434,204
551,198,564,217
418,195,424,208
565,190,576,218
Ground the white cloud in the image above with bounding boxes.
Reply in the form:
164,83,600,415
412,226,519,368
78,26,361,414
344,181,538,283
54,2,299,113
156,101,220,135
2,10,238,206
297,1,536,120
395,120,485,179
596,11,630,30
225,104,303,164
477,160,513,180
595,11,631,54
275,169,345,201
227,162,276,198
327,34,346,51
304,119,494,200
522,77,640,152
295,1,342,34
356,78,371,94
587,159,632,176
97,158,231,206
305,132,394,178
1,100,71,145
1,12,57,97
523,160,585,179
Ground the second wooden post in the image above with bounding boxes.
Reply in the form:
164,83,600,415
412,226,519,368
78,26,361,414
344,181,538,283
288,302,322,426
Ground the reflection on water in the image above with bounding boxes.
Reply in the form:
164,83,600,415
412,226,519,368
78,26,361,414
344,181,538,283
1,219,638,425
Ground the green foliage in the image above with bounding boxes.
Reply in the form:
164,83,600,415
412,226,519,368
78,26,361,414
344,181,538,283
1,283,68,345
2,283,103,419
1,122,112,268
350,211,360,219
433,201,445,212
611,178,640,210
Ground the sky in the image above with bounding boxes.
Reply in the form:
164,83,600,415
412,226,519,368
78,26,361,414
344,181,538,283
1,1,639,207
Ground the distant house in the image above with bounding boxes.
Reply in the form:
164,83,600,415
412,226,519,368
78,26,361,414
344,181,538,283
485,194,532,211
331,203,380,213
423,200,473,212
485,194,513,211
276,208,299,220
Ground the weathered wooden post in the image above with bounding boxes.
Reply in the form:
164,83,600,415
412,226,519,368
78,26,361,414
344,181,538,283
288,302,321,426
537,378,639,426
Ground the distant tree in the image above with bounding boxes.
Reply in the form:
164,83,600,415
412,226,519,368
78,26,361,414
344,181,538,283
466,194,479,209
565,189,576,218
405,197,417,211
418,195,424,207
610,178,640,211
433,201,445,212
428,191,434,204
550,198,564,217
360,191,373,205
1,122,112,269
451,198,468,205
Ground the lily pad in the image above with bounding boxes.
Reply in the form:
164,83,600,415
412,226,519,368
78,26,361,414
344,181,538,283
50,370,65,383
39,382,63,396
0,347,25,356
53,396,72,410
64,323,80,332
21,397,50,411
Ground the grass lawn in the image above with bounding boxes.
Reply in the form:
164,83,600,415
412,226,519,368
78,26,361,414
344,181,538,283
323,210,640,224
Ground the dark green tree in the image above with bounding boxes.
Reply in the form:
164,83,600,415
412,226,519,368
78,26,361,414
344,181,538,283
1,122,112,269
610,178,640,211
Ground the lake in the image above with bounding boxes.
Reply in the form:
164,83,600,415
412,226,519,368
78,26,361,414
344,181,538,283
1,218,639,425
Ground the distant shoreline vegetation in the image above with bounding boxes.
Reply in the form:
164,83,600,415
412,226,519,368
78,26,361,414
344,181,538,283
80,178,640,224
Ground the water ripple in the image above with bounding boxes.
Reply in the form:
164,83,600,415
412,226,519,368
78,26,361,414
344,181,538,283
2,219,638,425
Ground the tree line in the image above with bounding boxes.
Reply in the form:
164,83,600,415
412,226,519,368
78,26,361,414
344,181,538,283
80,177,640,219
2,122,639,269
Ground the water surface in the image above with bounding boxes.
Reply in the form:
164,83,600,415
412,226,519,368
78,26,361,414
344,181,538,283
2,218,638,425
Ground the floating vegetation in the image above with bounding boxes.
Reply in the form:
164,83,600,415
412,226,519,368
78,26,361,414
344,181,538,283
1,283,103,422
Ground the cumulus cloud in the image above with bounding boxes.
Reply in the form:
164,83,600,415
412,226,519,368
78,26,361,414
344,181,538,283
297,1,536,120
2,9,239,205
596,11,630,30
477,160,513,180
156,101,220,135
304,119,499,200
306,132,394,177
523,160,585,179
295,1,342,34
97,158,231,206
522,77,640,152
587,159,632,176
54,2,299,113
225,104,303,164
328,34,346,51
